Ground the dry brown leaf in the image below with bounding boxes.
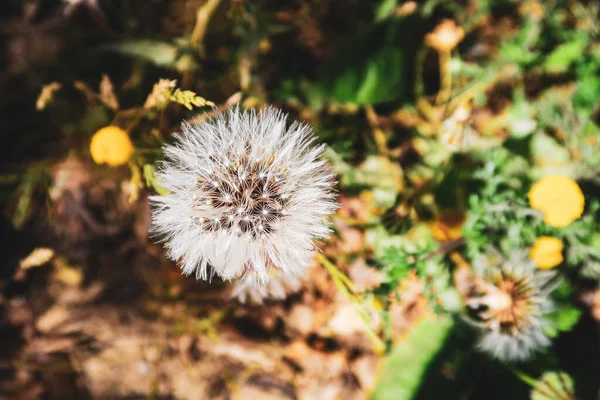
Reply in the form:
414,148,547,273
143,78,177,109
287,304,314,335
99,74,119,110
53,257,83,287
351,354,380,391
348,258,384,292
20,248,55,269
36,82,62,110
36,306,70,333
74,80,98,103
593,290,600,322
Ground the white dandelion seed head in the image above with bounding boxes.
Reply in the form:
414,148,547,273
150,106,338,284
230,268,304,304
466,250,558,361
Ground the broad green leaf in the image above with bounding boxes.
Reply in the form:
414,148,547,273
544,281,582,338
316,15,423,105
543,39,587,74
105,40,179,67
372,317,453,400
544,305,582,338
501,42,539,65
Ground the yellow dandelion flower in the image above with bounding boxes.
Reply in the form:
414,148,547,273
528,176,585,227
90,126,134,167
530,237,564,269
425,19,465,52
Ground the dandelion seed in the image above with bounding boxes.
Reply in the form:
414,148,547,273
466,251,557,361
150,107,338,284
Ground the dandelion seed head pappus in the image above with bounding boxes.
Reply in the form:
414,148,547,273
466,251,558,361
231,269,303,304
150,107,338,284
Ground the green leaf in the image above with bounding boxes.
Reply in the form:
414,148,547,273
12,163,48,229
501,42,539,65
530,132,573,178
543,39,587,74
544,304,582,338
316,15,423,105
376,0,399,21
372,317,454,400
573,73,600,113
530,371,574,400
143,164,170,195
104,40,179,67
544,281,582,338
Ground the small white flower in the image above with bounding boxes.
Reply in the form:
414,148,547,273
151,107,338,284
466,250,558,361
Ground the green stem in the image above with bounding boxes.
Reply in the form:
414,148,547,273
502,362,538,388
316,253,386,352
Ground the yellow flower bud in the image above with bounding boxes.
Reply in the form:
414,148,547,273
530,237,564,269
90,126,134,167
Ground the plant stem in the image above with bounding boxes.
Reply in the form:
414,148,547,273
436,50,452,106
502,362,537,387
190,0,222,54
315,253,386,353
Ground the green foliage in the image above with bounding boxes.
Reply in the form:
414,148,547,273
378,238,455,314
462,148,539,260
372,317,454,400
316,14,424,105
543,38,587,74
544,281,582,338
11,163,49,229
143,164,169,196
105,40,179,67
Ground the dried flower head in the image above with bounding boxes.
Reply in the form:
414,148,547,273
151,107,338,284
143,78,177,109
528,176,584,227
439,102,474,152
467,251,557,361
425,19,465,52
90,126,134,167
530,237,564,270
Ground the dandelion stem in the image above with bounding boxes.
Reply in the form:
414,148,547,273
502,362,538,388
316,253,386,353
